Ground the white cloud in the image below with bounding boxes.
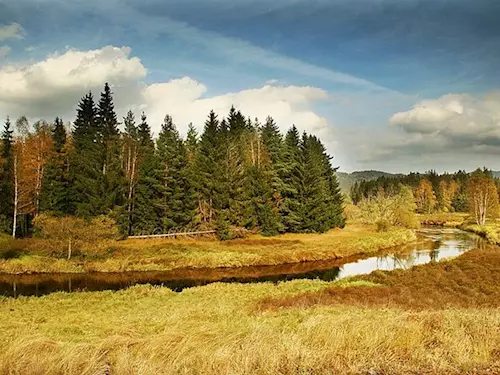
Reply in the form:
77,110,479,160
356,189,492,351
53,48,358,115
0,45,332,145
355,92,500,171
0,46,147,117
0,23,24,41
389,93,500,144
0,46,11,58
141,78,330,139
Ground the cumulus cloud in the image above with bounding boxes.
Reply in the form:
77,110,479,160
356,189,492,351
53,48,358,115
0,23,24,41
352,92,500,172
0,46,147,117
0,46,11,58
0,45,332,144
389,93,500,152
141,78,330,139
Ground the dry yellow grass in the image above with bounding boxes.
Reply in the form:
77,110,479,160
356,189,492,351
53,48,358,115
0,277,498,375
0,225,416,274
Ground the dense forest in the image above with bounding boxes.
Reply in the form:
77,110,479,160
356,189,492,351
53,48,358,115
349,169,500,226
0,83,345,239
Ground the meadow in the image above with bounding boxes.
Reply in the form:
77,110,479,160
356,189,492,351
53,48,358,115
0,225,416,274
0,242,499,374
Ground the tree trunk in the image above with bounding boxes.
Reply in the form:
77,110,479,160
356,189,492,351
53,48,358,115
67,237,72,260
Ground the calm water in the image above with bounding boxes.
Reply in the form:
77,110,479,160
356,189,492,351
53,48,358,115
0,228,485,298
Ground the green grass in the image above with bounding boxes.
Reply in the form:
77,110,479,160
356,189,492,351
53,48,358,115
461,221,500,245
417,212,470,227
0,225,416,274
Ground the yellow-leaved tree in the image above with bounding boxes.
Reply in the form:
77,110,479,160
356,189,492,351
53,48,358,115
467,173,499,225
415,178,437,214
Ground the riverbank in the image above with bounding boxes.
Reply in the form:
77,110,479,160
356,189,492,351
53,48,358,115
0,240,498,374
417,212,500,245
0,225,416,274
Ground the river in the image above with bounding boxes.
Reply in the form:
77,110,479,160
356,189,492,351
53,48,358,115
0,227,485,298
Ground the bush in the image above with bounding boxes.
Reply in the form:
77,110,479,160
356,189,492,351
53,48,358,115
33,214,119,259
357,185,419,229
343,204,361,222
215,214,237,241
375,218,391,232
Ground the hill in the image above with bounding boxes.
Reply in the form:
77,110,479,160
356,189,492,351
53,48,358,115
337,170,403,193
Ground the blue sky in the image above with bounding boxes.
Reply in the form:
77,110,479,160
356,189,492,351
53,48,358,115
1,0,500,173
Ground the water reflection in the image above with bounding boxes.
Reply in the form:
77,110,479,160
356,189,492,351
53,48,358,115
0,228,485,298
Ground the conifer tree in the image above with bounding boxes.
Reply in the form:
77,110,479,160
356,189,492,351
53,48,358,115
40,117,72,215
132,113,166,234
280,126,304,231
0,117,14,231
195,111,222,225
223,108,250,226
71,92,103,217
97,83,125,212
300,134,344,232
156,115,196,230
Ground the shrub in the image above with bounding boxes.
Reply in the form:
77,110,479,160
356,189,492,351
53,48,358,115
375,218,391,232
33,214,119,259
357,185,418,230
215,214,237,241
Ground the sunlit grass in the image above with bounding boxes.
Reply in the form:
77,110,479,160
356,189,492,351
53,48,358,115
0,272,498,374
417,212,470,227
0,225,416,274
462,220,500,245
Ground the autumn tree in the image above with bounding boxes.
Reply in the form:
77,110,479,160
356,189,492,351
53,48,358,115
439,180,459,212
415,179,437,214
467,171,499,225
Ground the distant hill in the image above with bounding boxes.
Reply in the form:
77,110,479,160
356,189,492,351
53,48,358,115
336,170,403,193
493,171,500,179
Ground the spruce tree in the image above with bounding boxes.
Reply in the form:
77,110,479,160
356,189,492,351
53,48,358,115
39,117,72,215
280,126,304,231
97,83,125,212
156,115,196,230
0,117,14,232
223,108,250,226
300,134,344,232
71,92,104,217
195,111,223,226
131,113,167,235
185,123,199,163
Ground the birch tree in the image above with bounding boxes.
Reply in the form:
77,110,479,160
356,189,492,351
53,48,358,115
467,175,499,225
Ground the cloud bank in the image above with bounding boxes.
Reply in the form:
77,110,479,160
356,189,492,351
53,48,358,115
389,93,500,154
0,45,332,141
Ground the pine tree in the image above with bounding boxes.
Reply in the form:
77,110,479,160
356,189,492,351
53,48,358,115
0,117,14,232
39,117,72,215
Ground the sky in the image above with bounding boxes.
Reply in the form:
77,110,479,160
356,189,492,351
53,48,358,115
1,0,500,173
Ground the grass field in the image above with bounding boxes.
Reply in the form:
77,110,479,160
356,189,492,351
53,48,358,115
0,225,416,274
0,243,499,374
